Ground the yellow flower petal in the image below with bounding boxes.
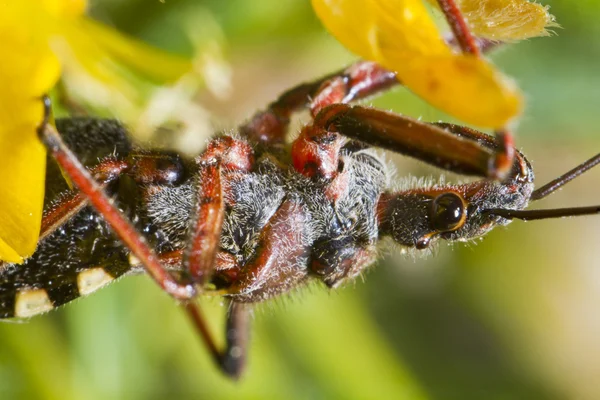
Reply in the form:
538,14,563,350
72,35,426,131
0,0,202,262
312,0,524,128
0,4,64,262
398,55,522,127
0,86,53,262
312,0,448,59
0,108,48,263
73,18,193,84
41,0,87,18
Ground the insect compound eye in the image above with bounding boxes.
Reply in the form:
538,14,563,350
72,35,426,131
429,192,466,232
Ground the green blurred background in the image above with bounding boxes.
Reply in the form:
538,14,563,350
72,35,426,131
2,0,600,399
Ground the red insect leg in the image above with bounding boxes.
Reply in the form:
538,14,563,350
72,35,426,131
291,62,398,197
184,136,254,286
240,61,397,147
437,0,480,56
40,158,129,241
177,136,255,379
436,0,516,179
229,199,310,302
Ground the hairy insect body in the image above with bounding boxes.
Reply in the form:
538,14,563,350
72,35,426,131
13,45,597,380
142,142,387,301
0,111,539,318
1,115,539,319
0,118,388,316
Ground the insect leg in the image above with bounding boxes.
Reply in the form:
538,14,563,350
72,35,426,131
313,104,529,180
239,16,508,148
228,199,310,302
221,302,250,378
37,96,196,301
308,61,398,116
437,0,516,179
185,199,308,377
287,63,398,179
40,157,129,241
437,0,480,55
156,249,253,378
292,66,517,180
239,61,398,147
183,162,224,286
184,136,254,286
184,301,250,379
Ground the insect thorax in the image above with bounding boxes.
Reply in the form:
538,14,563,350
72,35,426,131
145,145,389,295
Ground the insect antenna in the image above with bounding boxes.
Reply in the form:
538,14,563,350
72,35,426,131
484,152,600,221
483,206,600,221
530,153,600,200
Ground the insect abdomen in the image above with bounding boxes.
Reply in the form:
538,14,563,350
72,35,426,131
0,208,132,318
0,118,137,319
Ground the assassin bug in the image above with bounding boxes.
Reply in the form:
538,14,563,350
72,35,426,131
1,2,599,380
0,61,597,379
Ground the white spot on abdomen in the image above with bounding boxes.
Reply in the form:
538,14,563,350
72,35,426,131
15,289,54,318
77,268,114,296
